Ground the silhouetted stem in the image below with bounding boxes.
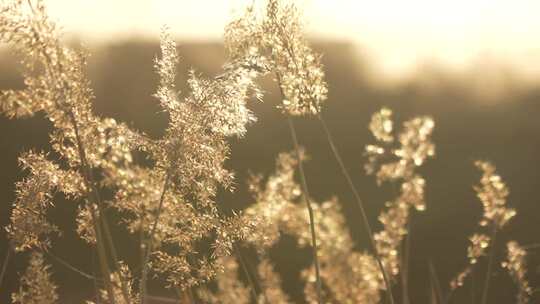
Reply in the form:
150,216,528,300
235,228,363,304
90,249,101,304
428,259,444,304
70,108,133,303
401,222,411,304
271,21,323,303
215,198,264,302
69,111,117,304
273,68,323,303
68,119,129,303
316,113,395,304
140,173,170,304
471,267,476,304
235,244,262,303
0,244,11,289
480,226,498,304
287,116,323,304
45,250,98,280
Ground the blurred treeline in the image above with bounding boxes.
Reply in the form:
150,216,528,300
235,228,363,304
1,40,539,303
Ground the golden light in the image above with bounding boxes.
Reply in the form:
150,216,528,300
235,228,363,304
43,0,540,82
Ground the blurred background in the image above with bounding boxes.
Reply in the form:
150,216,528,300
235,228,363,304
1,0,540,303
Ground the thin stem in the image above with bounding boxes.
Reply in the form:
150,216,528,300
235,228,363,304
91,248,102,304
480,226,498,304
287,116,323,304
235,244,261,303
401,221,412,304
139,213,146,293
273,68,323,303
471,267,476,304
69,113,131,302
100,211,122,272
430,281,437,304
428,259,444,304
0,244,12,289
270,21,323,303
140,173,171,304
45,250,98,281
89,189,132,302
91,207,117,303
70,111,116,303
442,278,460,304
316,113,395,304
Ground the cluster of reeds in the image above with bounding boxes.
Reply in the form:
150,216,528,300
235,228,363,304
0,0,535,303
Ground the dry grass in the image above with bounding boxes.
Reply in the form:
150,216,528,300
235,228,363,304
0,0,535,303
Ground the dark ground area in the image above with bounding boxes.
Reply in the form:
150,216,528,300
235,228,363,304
1,41,539,303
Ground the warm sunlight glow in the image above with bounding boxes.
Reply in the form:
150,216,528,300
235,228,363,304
44,0,540,81
0,1,538,303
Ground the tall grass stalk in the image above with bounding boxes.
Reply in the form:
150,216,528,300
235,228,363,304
140,173,170,304
286,115,323,304
235,244,262,303
316,113,396,304
273,57,322,302
470,268,476,304
0,245,11,289
68,91,119,304
70,108,132,303
480,225,498,304
45,250,98,281
401,222,412,304
428,259,444,304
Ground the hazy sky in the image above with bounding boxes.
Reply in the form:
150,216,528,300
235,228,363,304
44,0,540,81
